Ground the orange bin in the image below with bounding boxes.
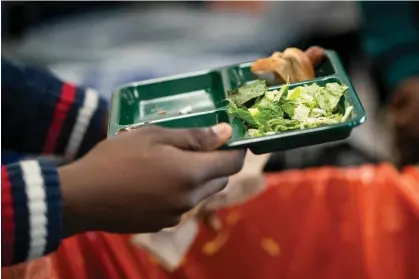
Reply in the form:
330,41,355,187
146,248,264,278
3,164,419,279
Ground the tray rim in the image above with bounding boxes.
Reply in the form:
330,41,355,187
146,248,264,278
110,88,366,147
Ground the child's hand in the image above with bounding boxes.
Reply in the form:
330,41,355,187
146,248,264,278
59,124,245,236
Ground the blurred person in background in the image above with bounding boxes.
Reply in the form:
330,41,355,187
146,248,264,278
359,1,419,165
1,57,245,266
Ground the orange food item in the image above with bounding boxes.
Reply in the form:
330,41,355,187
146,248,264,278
251,46,326,84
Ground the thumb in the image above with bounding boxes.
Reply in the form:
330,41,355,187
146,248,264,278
158,123,233,151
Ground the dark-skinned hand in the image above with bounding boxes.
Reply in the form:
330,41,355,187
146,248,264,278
59,123,245,236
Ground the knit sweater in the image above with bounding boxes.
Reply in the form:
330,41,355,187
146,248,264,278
1,57,108,266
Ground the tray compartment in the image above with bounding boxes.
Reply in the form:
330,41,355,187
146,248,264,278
131,110,245,142
115,71,226,125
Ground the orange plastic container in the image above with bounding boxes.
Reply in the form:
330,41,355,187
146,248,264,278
2,164,418,279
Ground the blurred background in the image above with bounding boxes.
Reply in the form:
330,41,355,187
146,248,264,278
0,1,396,169
2,2,419,279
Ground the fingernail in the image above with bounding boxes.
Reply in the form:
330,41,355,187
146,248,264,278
211,123,231,137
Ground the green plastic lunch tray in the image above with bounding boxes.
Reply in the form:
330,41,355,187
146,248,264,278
108,50,366,154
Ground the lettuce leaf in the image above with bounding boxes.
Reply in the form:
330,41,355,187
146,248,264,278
226,80,352,137
227,79,267,106
314,83,348,112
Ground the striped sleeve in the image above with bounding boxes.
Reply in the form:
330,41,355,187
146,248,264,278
1,57,108,161
359,2,419,93
2,159,62,266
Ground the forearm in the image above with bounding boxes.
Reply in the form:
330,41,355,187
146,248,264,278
1,57,108,160
2,159,62,266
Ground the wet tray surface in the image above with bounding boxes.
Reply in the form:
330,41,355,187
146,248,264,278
108,50,366,154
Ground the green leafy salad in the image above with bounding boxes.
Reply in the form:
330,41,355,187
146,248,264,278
227,80,353,138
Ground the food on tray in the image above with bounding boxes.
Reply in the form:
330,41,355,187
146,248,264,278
305,46,326,68
157,109,167,115
251,46,326,85
179,105,193,115
227,79,353,138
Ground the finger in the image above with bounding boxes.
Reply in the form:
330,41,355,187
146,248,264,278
194,177,229,202
191,149,246,181
155,123,233,151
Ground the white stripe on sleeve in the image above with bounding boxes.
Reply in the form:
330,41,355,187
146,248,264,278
65,88,99,160
20,160,48,259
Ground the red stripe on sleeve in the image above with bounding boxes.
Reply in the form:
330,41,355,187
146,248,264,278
43,83,77,154
2,166,15,265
